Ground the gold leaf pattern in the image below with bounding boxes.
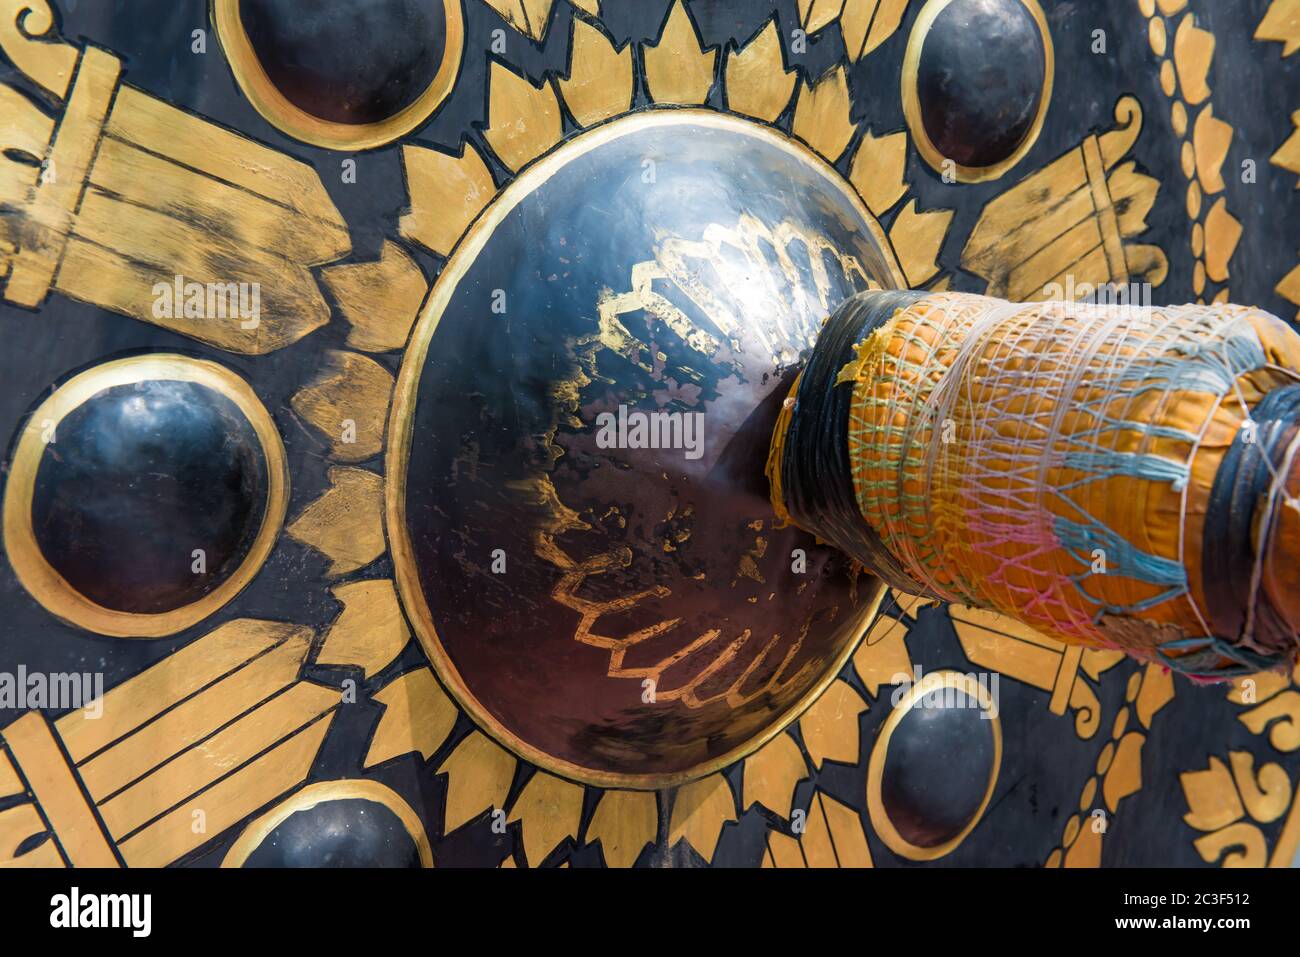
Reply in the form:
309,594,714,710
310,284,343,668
1173,13,1215,106
437,732,517,832
558,17,632,127
483,61,563,173
668,774,737,862
1182,756,1244,831
890,199,954,287
1256,0,1300,56
643,1,716,106
323,241,428,352
1192,104,1232,194
852,613,912,698
849,127,909,216
1239,691,1300,751
1103,732,1144,811
287,467,385,577
366,668,457,767
742,732,808,817
791,65,857,162
401,143,497,258
725,19,796,123
480,0,559,42
799,679,867,769
586,790,657,868
834,0,909,62
1272,111,1300,184
318,579,410,677
1193,822,1267,867
1203,197,1242,282
290,350,393,462
508,772,584,866
798,0,845,34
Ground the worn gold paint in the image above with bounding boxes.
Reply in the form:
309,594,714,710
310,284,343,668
401,144,497,260
852,613,912,697
484,63,563,174
1,713,118,866
437,732,516,832
558,17,632,127
1102,732,1144,811
1174,13,1215,105
78,629,314,801
324,241,429,353
0,16,349,351
643,1,716,106
1239,691,1300,751
890,199,954,287
725,19,796,124
1257,0,1300,55
1203,197,1242,282
320,579,411,679
3,357,289,638
481,0,561,41
962,97,1165,300
99,682,338,840
287,467,385,577
1193,105,1232,193
1194,822,1267,867
792,66,857,163
116,716,331,867
800,679,867,769
291,350,394,462
507,771,584,866
0,802,63,867
850,128,909,216
366,668,458,767
668,774,737,862
585,790,657,868
742,733,808,818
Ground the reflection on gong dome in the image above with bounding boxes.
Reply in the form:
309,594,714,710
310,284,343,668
388,111,906,788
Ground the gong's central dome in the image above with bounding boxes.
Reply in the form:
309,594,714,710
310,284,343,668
388,110,904,787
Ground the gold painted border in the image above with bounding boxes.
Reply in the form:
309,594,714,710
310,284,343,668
901,0,1054,184
866,669,1003,861
3,354,289,639
211,0,465,151
387,108,903,790
222,779,433,867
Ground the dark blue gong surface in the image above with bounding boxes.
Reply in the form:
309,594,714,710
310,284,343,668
393,112,902,785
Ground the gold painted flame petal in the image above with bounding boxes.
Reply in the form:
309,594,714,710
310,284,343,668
889,199,954,287
438,732,517,833
799,679,867,769
585,789,657,868
367,669,458,767
318,579,411,678
287,467,386,577
668,774,737,862
484,61,563,173
643,0,716,106
725,18,796,124
290,350,394,462
742,732,808,818
792,65,857,163
558,17,632,127
507,771,584,866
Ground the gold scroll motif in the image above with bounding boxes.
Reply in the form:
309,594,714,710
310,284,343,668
951,606,1125,740
961,96,1167,302
0,1,349,353
0,619,337,867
